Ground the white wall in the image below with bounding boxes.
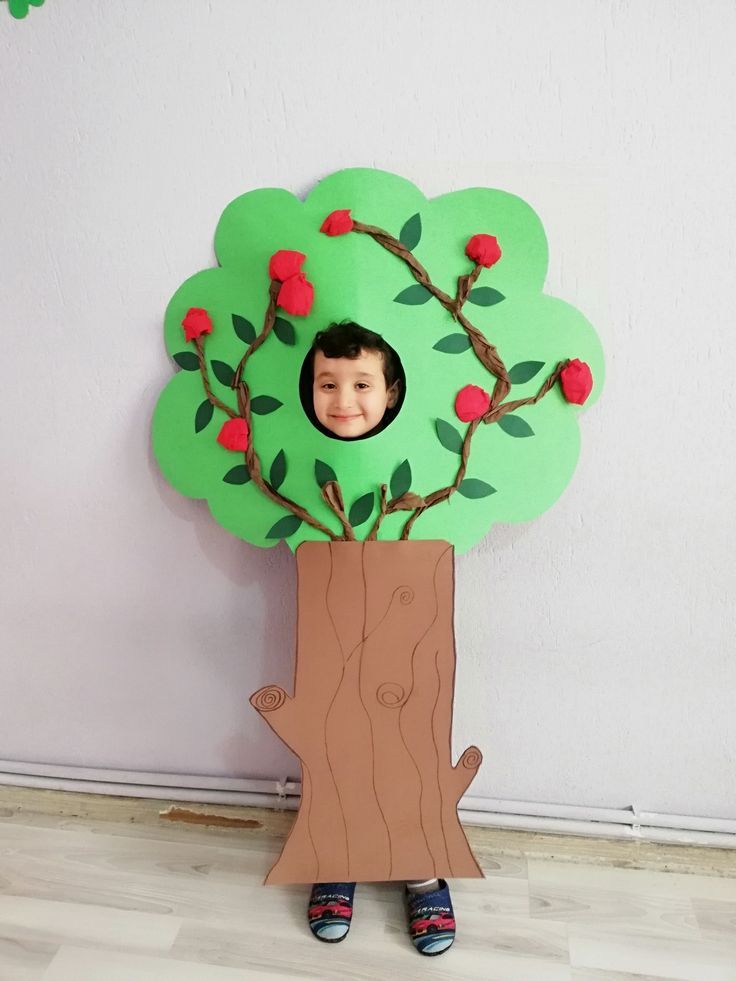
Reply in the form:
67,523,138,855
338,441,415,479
1,0,734,820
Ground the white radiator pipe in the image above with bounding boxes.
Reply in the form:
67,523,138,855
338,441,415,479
2,762,735,847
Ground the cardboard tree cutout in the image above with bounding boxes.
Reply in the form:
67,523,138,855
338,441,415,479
152,168,604,884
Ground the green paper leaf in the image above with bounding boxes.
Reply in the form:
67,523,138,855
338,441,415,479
458,478,497,499
498,414,534,438
232,314,256,345
509,360,545,384
8,0,30,17
394,284,432,305
266,514,303,539
173,351,200,371
274,317,296,346
399,213,422,251
270,449,287,490
468,287,505,307
348,492,374,527
211,360,235,386
194,399,214,434
390,459,412,498
251,395,283,415
223,465,251,485
315,459,337,488
433,333,471,354
436,418,463,454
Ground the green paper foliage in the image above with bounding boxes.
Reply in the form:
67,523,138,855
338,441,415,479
508,360,545,384
399,213,422,251
436,419,464,455
468,286,505,307
498,414,535,438
7,0,45,19
314,459,337,488
348,493,375,527
195,400,214,434
433,334,472,354
394,284,432,305
151,168,604,555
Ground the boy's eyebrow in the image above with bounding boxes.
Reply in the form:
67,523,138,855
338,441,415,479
315,369,377,379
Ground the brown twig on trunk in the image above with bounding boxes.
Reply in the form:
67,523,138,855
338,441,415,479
366,484,389,541
321,481,356,540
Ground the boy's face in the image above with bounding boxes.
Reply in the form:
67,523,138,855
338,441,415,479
312,348,399,438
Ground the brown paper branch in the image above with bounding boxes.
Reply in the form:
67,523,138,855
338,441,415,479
233,377,340,542
352,220,511,401
193,337,238,419
366,483,389,541
233,281,279,388
399,419,480,540
193,283,341,542
454,263,482,314
350,217,572,539
484,361,568,423
321,480,356,540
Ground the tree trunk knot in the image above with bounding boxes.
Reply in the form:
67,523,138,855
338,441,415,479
251,685,287,712
376,682,409,708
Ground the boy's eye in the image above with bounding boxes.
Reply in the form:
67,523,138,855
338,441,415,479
356,383,370,390
321,383,336,390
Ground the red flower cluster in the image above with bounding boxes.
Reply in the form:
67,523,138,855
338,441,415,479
465,234,502,268
455,384,491,422
320,209,354,236
560,359,593,404
268,250,315,316
268,250,305,281
217,417,250,452
181,307,213,342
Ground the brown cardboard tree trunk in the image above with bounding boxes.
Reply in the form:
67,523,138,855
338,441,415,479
250,539,483,884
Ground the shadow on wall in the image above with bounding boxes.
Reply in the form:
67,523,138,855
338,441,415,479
143,396,298,776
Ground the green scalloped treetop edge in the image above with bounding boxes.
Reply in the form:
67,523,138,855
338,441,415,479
151,168,604,556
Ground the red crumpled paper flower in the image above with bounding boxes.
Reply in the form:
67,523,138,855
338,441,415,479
465,234,502,268
560,359,593,405
181,307,213,342
320,209,354,236
217,417,250,452
455,384,491,422
268,250,306,282
277,272,314,316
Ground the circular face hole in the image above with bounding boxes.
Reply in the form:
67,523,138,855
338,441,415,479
299,326,406,442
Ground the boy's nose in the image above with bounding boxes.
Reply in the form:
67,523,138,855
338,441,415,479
335,390,355,408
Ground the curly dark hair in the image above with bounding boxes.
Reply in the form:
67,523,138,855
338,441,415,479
311,321,400,388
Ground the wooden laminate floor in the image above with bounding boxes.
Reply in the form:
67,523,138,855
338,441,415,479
1,788,735,980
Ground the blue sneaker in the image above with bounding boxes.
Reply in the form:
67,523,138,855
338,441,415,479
406,879,456,955
307,882,355,943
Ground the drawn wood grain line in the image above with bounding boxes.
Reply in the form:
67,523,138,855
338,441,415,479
358,540,393,878
397,547,446,867
432,643,452,872
323,541,350,874
345,584,414,666
301,762,319,880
